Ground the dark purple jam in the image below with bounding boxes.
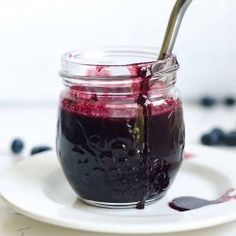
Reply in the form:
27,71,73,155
169,188,236,212
57,98,184,206
57,64,184,208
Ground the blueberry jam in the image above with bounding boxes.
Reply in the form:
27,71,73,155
169,188,236,212
57,54,184,209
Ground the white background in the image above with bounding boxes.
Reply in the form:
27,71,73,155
0,0,236,103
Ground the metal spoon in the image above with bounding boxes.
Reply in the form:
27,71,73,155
158,0,193,60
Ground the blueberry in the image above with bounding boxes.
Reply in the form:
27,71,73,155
224,97,235,106
211,128,225,143
30,146,52,155
200,133,220,146
224,132,236,146
200,97,217,107
11,139,24,154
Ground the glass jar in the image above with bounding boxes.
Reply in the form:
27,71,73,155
56,47,185,209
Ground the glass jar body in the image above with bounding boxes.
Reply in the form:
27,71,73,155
56,48,185,208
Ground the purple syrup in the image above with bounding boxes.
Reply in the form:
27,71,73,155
134,65,152,209
56,64,185,208
169,188,236,212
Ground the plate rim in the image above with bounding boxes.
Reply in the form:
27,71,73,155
1,194,236,234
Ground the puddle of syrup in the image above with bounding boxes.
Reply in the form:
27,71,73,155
169,188,236,211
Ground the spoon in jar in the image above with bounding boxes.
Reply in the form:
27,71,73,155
158,0,193,60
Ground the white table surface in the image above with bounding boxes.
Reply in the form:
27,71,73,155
0,103,235,236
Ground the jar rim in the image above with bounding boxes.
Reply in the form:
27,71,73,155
60,46,179,79
62,46,162,66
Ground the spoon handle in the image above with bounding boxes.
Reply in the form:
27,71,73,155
158,0,193,60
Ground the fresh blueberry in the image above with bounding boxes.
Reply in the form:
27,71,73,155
224,97,235,106
224,132,236,146
201,133,220,146
30,146,52,155
200,97,217,107
211,128,225,143
11,139,24,154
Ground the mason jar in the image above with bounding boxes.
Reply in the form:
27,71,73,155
56,47,185,209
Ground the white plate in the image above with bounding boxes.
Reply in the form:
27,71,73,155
0,145,236,234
